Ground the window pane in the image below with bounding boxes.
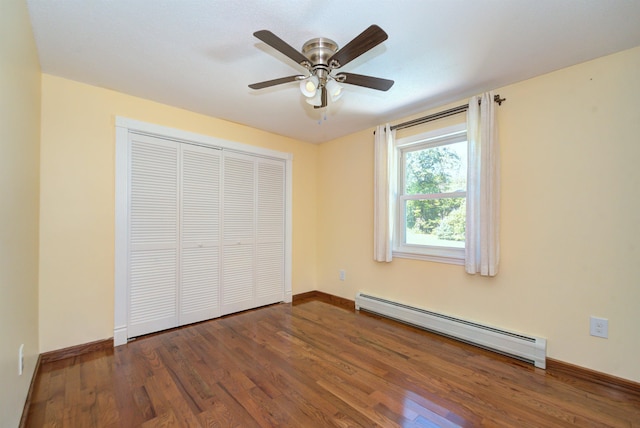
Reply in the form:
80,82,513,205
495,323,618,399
405,198,465,248
404,142,467,195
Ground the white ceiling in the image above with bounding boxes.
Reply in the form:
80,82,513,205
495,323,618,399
27,0,640,144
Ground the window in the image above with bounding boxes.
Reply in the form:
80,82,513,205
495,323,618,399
394,124,467,264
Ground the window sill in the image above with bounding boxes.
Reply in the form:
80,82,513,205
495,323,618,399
393,249,465,266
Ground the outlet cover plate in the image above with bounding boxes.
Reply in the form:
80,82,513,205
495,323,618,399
590,316,608,338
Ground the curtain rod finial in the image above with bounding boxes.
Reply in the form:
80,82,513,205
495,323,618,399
494,94,506,105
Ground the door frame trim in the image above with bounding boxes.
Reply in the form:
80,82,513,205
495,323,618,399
114,117,293,346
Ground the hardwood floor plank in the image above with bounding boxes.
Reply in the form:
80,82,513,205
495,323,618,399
62,404,91,428
112,350,151,426
225,386,287,427
62,360,82,412
95,390,119,428
316,378,401,427
197,401,248,428
25,300,640,427
131,386,155,421
140,408,179,428
202,381,262,427
144,374,203,427
25,401,46,428
30,369,51,407
154,343,205,415
42,366,67,427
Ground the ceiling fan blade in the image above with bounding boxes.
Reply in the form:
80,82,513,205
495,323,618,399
328,25,388,69
249,75,303,90
314,87,328,109
337,72,394,91
253,30,310,67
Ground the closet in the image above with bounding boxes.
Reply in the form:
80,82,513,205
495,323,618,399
124,131,285,339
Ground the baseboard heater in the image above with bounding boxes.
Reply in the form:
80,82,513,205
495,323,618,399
355,292,546,369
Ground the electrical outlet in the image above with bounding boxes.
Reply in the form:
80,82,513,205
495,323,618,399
339,269,346,281
590,316,608,338
18,344,24,376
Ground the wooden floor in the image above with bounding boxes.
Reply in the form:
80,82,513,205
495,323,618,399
25,300,640,427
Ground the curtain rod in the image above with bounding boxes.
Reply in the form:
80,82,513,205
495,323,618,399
379,94,506,133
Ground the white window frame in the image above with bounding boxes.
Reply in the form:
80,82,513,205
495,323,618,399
393,123,467,265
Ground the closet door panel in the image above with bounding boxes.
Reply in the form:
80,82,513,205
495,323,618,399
179,145,221,325
128,135,179,337
180,246,219,324
255,160,285,306
223,154,255,242
221,153,255,315
129,249,177,336
256,242,283,304
221,245,254,313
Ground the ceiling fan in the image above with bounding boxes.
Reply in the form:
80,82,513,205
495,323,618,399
249,25,394,109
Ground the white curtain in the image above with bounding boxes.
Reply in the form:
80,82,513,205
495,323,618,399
373,124,396,262
466,92,500,276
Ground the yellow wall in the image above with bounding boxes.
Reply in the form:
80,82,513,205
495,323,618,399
39,75,318,353
37,44,640,382
0,0,41,425
317,46,640,382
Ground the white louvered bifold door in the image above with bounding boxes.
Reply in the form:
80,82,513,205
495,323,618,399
125,132,286,339
128,134,179,337
179,144,222,325
255,158,285,307
221,152,256,315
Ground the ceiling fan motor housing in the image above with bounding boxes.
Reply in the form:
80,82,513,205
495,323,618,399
302,37,338,65
302,37,339,86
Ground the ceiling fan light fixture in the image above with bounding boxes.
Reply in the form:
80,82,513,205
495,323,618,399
305,91,322,106
300,75,319,97
326,79,343,102
249,26,393,110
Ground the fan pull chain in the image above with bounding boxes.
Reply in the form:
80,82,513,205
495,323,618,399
317,110,328,125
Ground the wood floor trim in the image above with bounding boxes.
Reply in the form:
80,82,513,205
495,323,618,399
294,290,640,396
39,338,114,364
292,290,355,311
547,358,640,395
291,290,318,302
